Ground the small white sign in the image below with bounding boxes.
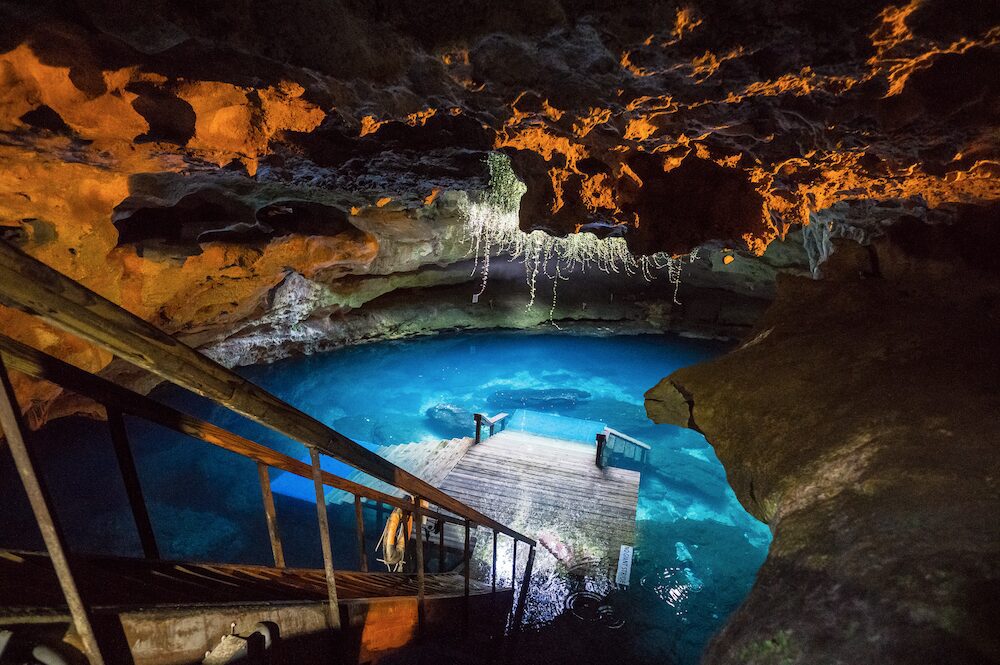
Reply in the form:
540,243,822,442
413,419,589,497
615,544,634,586
472,293,480,304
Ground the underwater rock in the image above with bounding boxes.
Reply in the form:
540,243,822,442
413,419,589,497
488,388,591,410
424,403,472,436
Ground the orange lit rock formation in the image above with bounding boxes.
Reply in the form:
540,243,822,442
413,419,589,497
0,0,996,419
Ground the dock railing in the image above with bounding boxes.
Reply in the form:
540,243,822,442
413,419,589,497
0,240,536,665
596,427,651,468
473,412,509,443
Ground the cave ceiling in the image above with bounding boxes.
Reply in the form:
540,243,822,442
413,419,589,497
0,0,997,421
1,0,996,256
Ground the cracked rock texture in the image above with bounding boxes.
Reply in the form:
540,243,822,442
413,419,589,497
646,208,1000,664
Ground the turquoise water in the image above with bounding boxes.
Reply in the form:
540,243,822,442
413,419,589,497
504,409,607,442
0,331,770,664
231,331,771,663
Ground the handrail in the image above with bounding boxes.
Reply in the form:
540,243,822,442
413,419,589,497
0,240,534,548
473,411,509,443
604,427,651,450
596,427,650,468
0,332,468,528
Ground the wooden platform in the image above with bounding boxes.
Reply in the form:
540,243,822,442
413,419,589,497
330,437,474,505
438,430,641,578
0,549,494,617
0,549,510,665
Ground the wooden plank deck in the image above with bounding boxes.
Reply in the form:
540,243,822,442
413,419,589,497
438,430,641,579
0,549,494,617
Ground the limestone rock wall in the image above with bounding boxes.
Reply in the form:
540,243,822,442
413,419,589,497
646,206,1000,664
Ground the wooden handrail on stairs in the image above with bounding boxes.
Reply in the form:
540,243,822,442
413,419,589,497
0,239,536,665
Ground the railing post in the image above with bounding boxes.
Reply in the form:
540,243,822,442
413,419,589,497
438,520,446,573
309,448,341,629
463,519,471,635
354,496,367,572
413,496,425,632
491,529,497,593
512,545,535,630
256,462,285,568
512,539,517,589
106,407,159,560
0,357,107,665
595,433,607,469
474,413,483,444
463,519,471,597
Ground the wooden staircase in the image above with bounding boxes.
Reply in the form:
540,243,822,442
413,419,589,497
0,240,535,665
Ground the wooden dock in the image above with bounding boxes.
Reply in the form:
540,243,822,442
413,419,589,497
439,430,641,579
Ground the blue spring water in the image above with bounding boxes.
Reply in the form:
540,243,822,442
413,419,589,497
0,331,770,664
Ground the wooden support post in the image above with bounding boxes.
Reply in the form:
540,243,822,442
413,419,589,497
106,407,159,560
413,496,425,631
512,539,518,589
474,413,483,444
438,520,445,573
256,463,285,568
595,433,607,469
463,519,471,597
512,545,536,630
491,529,497,593
0,357,107,665
310,448,340,629
354,496,367,572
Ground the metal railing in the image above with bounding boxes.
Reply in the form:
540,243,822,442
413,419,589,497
0,240,536,665
473,411,510,443
595,427,651,468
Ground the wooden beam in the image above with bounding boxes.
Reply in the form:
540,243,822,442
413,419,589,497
413,497,425,624
353,496,367,573
463,520,471,598
0,333,466,528
491,529,497,593
107,408,159,560
0,240,533,546
0,357,107,665
310,448,340,629
438,521,445,573
512,539,517,590
512,545,535,630
256,463,285,568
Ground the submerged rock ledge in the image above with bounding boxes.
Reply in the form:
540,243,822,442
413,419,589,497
646,211,1000,664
